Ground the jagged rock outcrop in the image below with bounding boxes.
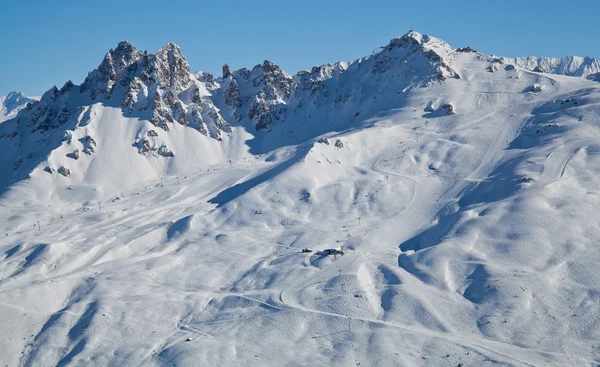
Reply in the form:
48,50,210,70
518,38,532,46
154,43,191,94
222,64,231,78
80,41,141,100
136,137,151,155
245,60,296,130
58,166,70,177
83,136,97,155
224,79,242,108
220,59,297,131
3,30,598,188
442,103,456,115
157,145,174,157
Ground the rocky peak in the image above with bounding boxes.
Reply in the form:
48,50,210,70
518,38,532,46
380,30,459,80
249,60,296,101
81,40,194,109
81,41,141,99
222,64,231,78
154,42,191,93
59,81,74,94
41,86,60,102
111,41,140,75
4,91,32,109
1,91,37,121
389,30,429,49
261,60,279,74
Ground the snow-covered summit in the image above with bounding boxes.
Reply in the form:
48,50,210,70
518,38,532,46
504,55,600,76
0,91,37,123
2,30,600,366
2,31,600,192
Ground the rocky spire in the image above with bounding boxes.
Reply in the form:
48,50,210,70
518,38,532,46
80,40,141,100
153,42,191,94
222,64,231,78
224,79,242,108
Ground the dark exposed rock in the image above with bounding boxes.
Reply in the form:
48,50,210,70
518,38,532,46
44,166,55,174
190,85,202,104
190,105,209,136
224,79,242,108
83,136,97,154
442,103,456,115
137,138,151,155
154,42,191,94
487,64,499,73
62,130,73,143
30,104,70,133
318,249,344,257
222,64,231,78
158,145,174,157
81,41,141,100
456,46,476,53
60,81,74,94
58,166,70,177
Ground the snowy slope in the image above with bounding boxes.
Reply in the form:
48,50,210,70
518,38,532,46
0,92,38,123
504,55,600,76
1,31,600,366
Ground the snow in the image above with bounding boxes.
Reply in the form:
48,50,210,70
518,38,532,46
504,55,600,77
0,92,38,123
1,32,600,366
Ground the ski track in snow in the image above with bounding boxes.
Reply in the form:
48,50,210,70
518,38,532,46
1,34,600,366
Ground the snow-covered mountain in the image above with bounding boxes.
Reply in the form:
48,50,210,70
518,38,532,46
1,31,600,366
0,91,38,123
504,55,600,76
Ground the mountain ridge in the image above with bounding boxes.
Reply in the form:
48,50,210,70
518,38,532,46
0,91,38,123
3,30,600,194
2,30,600,366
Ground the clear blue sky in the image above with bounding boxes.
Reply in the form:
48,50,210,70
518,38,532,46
1,0,598,96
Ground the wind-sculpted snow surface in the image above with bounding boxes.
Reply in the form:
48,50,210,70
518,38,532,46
1,31,600,366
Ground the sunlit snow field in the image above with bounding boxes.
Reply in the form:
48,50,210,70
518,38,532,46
1,33,600,366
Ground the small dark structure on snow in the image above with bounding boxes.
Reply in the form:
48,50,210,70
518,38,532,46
319,248,344,257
